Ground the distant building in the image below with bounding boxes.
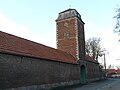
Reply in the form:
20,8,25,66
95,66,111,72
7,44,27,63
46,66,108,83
0,9,102,90
106,69,120,78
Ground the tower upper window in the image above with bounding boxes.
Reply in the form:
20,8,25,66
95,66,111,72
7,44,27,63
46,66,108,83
64,32,69,38
64,22,68,27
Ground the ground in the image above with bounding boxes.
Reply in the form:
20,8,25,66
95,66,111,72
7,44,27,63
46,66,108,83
52,78,120,90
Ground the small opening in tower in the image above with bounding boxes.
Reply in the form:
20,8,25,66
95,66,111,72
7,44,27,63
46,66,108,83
64,32,69,38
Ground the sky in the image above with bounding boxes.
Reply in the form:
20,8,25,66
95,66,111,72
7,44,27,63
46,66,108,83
0,0,120,69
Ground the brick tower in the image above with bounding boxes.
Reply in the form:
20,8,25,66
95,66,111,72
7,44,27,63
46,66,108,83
56,9,85,60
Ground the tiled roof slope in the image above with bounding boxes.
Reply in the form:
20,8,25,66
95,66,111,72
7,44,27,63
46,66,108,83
106,69,120,74
0,31,77,64
85,55,98,63
106,69,116,74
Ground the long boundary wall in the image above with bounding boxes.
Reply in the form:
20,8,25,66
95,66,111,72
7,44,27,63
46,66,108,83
0,53,80,89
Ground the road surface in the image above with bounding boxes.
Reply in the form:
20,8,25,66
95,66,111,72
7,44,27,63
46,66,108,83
55,78,120,90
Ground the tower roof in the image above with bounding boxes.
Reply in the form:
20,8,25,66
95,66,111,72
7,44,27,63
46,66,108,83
56,8,84,23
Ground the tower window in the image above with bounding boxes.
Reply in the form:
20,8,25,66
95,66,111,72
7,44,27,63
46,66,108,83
64,32,69,38
64,22,68,27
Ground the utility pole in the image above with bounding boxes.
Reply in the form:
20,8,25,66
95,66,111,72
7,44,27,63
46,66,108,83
103,54,106,71
103,52,109,78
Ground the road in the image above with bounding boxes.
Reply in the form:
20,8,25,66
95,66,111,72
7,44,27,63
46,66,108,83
56,78,120,90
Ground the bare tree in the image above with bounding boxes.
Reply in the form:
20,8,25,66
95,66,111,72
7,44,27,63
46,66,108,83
116,65,120,69
114,7,120,34
99,64,104,69
108,64,114,69
85,37,105,61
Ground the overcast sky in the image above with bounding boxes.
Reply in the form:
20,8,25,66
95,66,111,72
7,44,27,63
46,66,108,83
0,0,120,68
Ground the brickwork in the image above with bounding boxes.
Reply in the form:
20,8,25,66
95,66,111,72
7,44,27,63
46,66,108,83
0,53,80,89
56,9,85,60
86,61,100,82
77,18,85,60
56,18,78,59
78,60,101,83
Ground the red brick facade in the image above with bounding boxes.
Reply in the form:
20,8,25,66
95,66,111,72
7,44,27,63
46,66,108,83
56,18,77,59
56,9,85,60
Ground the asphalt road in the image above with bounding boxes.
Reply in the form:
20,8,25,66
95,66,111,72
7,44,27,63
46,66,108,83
55,78,120,90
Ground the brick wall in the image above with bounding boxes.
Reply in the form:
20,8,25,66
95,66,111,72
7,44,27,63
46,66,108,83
86,61,101,82
77,19,85,60
0,53,80,89
56,18,78,59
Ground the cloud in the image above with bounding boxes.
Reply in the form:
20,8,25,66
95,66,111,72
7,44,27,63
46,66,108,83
0,12,56,48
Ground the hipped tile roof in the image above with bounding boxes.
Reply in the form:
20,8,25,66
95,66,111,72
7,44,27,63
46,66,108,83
0,31,77,64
